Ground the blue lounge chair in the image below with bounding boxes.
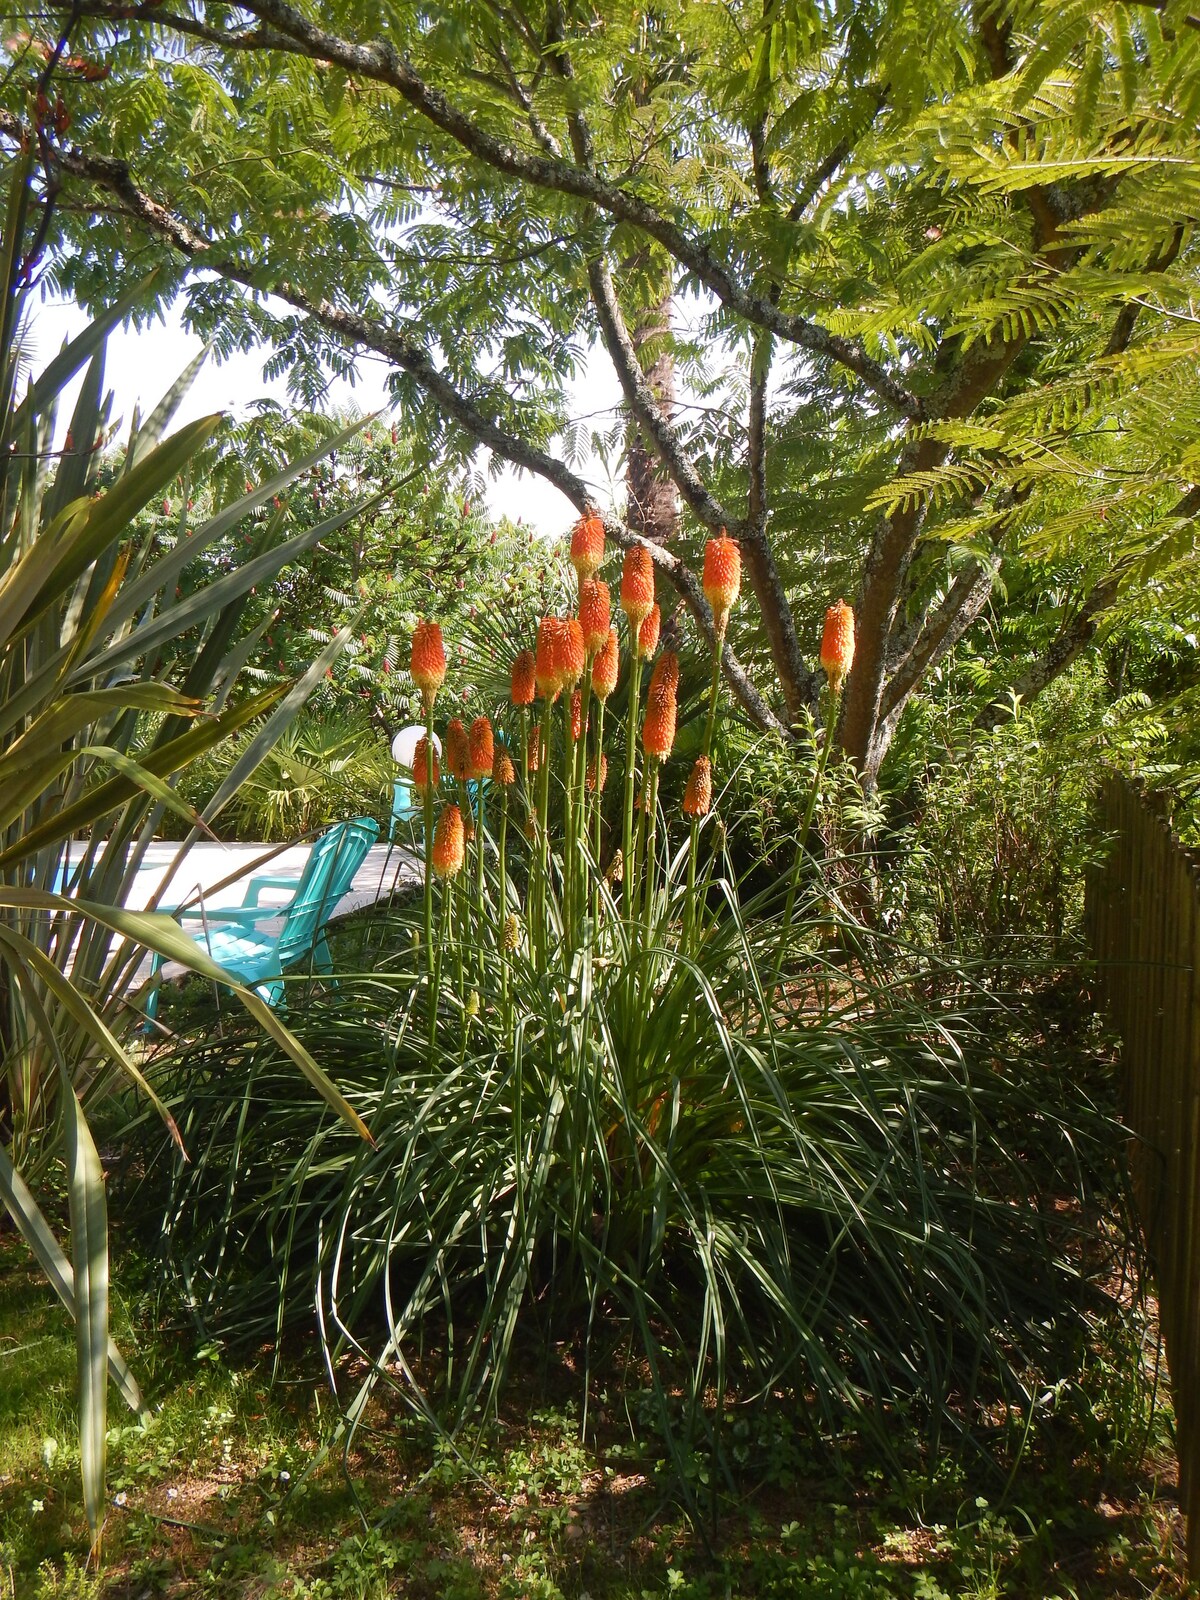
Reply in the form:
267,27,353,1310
389,776,420,842
145,817,378,1020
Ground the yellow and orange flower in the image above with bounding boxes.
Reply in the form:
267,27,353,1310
494,750,515,785
592,628,619,699
579,579,611,656
820,599,856,693
445,717,471,782
412,735,439,793
432,804,465,877
468,716,494,780
570,512,606,580
702,532,741,631
636,602,661,661
683,755,712,818
511,648,536,707
642,651,680,759
587,754,608,793
620,545,655,630
410,620,446,706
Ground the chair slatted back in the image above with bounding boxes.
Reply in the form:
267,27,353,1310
275,818,376,966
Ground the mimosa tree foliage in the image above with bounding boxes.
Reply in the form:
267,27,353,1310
3,0,1199,782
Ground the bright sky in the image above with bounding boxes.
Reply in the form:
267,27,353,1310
25,293,627,536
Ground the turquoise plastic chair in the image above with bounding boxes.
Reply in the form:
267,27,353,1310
145,818,378,1020
233,816,380,918
388,778,419,842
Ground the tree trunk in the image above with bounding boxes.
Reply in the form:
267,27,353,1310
624,287,679,550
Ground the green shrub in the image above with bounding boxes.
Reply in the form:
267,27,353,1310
176,709,394,840
137,858,1122,1503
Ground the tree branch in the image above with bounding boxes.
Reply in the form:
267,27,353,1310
785,85,888,223
881,556,999,719
50,0,926,421
0,106,790,740
974,578,1120,733
586,254,731,534
744,334,818,724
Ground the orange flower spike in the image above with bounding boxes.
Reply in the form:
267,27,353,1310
683,755,712,818
569,689,583,743
528,727,542,773
535,617,561,700
636,603,661,661
642,650,680,759
592,628,619,700
432,804,465,878
410,620,446,708
578,579,611,656
820,599,856,694
620,545,655,631
412,735,439,793
555,617,586,690
703,533,741,633
468,716,494,780
445,717,471,782
587,754,609,793
511,648,536,707
494,750,516,785
570,512,606,580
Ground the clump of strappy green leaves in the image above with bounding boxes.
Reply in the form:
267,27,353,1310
0,155,373,1555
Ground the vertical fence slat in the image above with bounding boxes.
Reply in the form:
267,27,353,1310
1087,777,1199,1572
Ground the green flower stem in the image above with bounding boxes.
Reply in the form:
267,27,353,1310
498,786,510,1036
644,757,661,943
685,642,724,949
431,872,449,1049
773,689,840,995
475,778,488,973
423,699,436,1042
576,671,593,922
533,696,553,964
519,706,530,819
562,691,577,946
621,652,644,931
592,697,606,927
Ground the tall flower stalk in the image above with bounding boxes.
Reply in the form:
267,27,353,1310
591,626,619,925
620,546,655,929
775,600,856,993
686,534,741,947
431,801,465,1040
494,751,515,1030
410,620,446,1031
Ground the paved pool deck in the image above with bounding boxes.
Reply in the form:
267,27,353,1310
116,838,421,982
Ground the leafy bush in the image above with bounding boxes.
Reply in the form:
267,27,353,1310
175,709,394,840
893,669,1122,965
142,855,1122,1503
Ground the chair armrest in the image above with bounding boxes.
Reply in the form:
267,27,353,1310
172,904,274,926
241,873,300,907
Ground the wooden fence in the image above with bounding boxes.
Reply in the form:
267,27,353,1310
1087,774,1200,1565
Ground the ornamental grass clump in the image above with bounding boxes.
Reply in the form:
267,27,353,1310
171,537,1124,1519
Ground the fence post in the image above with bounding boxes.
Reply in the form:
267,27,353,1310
1088,776,1199,1569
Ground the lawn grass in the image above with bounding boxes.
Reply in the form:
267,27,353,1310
0,1222,1192,1600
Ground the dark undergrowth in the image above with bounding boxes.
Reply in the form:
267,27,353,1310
3,959,1193,1598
